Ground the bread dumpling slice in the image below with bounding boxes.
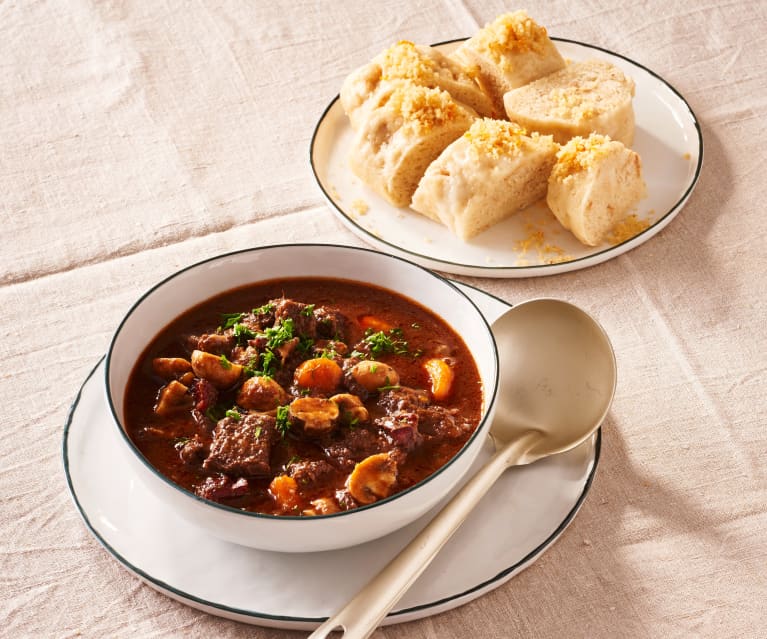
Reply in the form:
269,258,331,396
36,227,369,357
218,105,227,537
349,82,477,207
411,118,558,240
503,59,636,146
450,11,565,114
341,40,495,129
546,134,647,246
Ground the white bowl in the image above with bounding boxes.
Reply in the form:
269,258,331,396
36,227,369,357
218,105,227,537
105,244,499,552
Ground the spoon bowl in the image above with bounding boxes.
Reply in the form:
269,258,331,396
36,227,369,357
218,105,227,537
310,298,617,639
491,298,617,462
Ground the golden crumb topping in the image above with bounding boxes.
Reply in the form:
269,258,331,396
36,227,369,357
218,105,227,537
550,134,613,180
388,84,463,131
608,214,650,244
381,41,437,81
475,11,551,64
463,118,534,159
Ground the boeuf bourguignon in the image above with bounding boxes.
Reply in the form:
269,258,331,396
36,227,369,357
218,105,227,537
124,277,483,516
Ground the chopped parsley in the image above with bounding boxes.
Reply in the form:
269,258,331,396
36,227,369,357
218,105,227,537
219,312,243,331
219,354,232,370
275,405,291,438
264,318,294,349
252,302,275,315
362,328,409,357
253,426,263,439
225,408,241,421
233,322,255,344
300,304,315,317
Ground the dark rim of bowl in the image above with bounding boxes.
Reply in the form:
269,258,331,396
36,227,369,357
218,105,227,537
104,242,500,523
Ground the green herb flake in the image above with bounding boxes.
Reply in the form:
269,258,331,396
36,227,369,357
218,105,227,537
219,312,243,331
252,302,275,315
275,405,291,438
233,322,255,344
226,408,241,421
301,304,316,317
253,425,263,438
363,329,409,357
219,354,232,370
264,318,294,350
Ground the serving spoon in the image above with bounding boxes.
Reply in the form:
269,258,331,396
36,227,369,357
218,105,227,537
309,298,617,639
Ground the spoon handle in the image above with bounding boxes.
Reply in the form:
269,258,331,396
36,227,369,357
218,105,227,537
309,436,535,639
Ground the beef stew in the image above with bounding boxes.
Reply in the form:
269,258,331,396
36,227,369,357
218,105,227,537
124,277,483,516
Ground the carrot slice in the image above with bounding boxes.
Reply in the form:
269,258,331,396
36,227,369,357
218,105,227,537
358,315,393,332
424,357,454,402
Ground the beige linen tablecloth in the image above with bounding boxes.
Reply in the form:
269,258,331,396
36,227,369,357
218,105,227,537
2,1,765,637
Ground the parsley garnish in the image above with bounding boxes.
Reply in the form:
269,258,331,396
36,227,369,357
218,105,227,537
264,318,294,349
254,426,263,438
275,405,291,438
259,350,277,378
233,322,255,344
252,302,275,315
226,408,241,421
219,312,243,331
219,354,232,370
362,328,409,357
301,304,315,317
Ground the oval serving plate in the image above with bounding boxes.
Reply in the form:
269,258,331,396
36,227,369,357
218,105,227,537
310,38,703,277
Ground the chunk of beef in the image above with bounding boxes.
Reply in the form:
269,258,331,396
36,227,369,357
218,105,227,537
177,434,208,466
287,459,337,487
322,426,392,471
195,475,251,501
418,405,471,438
230,343,260,366
274,298,317,338
378,386,430,414
189,377,218,412
314,306,349,341
196,333,235,356
191,408,216,431
375,411,421,451
203,413,276,477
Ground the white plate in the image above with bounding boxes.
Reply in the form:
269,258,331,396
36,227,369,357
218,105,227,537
63,283,600,630
310,38,703,277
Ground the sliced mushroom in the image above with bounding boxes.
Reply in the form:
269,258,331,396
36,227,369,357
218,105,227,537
288,397,339,435
346,452,398,505
190,349,243,389
303,496,341,516
154,380,194,416
152,357,193,381
236,375,288,410
330,393,370,426
349,360,400,393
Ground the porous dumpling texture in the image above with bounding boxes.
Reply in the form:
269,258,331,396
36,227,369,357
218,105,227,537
411,118,558,239
348,82,477,207
340,40,495,129
503,59,636,146
546,133,647,246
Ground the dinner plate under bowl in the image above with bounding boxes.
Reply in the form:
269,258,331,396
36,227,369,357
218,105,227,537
63,282,601,629
311,38,703,277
